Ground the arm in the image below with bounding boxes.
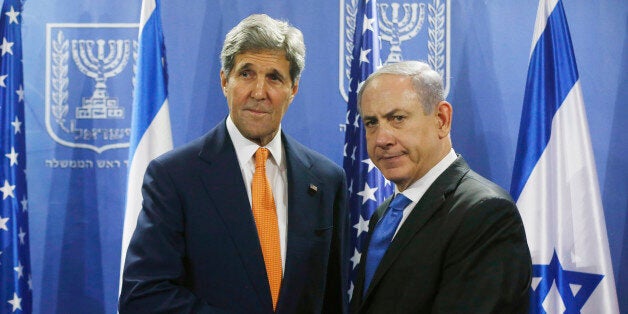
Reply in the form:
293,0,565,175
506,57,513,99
118,159,226,314
322,168,351,314
432,197,532,314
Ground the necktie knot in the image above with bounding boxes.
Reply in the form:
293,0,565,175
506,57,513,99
255,147,269,169
389,193,411,211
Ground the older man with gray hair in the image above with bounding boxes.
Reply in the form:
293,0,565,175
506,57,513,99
350,60,531,313
119,14,349,314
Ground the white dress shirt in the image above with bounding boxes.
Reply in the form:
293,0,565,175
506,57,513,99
226,116,288,272
393,148,457,238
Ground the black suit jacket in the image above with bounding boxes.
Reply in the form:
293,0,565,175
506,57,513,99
351,156,531,313
120,120,349,313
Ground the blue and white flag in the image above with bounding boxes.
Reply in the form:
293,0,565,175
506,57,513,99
119,0,172,289
0,0,31,313
343,0,394,300
511,0,619,313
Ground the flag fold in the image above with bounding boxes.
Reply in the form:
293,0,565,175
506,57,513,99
119,0,173,291
511,0,619,312
343,0,394,300
1,0,32,313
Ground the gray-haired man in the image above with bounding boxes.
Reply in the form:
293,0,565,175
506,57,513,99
120,14,349,314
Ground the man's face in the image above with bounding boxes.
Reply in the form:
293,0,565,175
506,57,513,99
221,50,298,146
360,74,448,191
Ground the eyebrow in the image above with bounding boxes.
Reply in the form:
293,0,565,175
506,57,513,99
235,63,253,73
363,109,403,120
236,63,286,81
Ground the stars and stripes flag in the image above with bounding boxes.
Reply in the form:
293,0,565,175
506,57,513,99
511,0,619,312
343,0,393,300
0,0,32,313
119,0,173,290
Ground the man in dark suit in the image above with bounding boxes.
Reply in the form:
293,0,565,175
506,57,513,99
350,61,532,313
119,14,349,313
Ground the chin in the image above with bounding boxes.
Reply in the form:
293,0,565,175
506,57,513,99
380,166,402,179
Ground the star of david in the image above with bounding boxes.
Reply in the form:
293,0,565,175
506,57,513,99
530,251,603,313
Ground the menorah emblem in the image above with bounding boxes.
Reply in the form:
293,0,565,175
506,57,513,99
378,2,426,64
71,38,131,119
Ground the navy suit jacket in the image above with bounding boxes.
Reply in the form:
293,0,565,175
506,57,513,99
120,120,349,313
350,156,532,313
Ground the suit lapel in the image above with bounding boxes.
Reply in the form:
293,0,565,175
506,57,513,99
197,120,273,310
276,134,324,310
360,156,471,304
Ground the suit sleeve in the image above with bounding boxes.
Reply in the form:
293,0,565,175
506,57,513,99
118,159,226,314
432,197,532,314
322,167,351,314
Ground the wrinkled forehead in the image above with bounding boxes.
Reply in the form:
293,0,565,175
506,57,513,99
231,51,291,74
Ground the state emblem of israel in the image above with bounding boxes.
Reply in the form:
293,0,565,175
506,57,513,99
45,23,139,153
339,0,451,101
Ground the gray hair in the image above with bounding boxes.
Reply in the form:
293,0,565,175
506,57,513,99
220,14,306,85
358,61,445,114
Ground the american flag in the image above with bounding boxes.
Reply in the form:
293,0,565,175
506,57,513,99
343,0,393,300
0,0,32,313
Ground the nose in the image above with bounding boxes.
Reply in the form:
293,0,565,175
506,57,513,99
251,77,267,100
374,125,395,149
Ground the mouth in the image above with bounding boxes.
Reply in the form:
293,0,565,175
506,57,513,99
244,108,270,116
378,153,405,163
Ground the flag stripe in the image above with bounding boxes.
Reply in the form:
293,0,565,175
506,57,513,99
120,100,171,268
128,0,168,161
138,0,157,34
119,0,173,293
511,0,578,200
529,0,558,52
517,82,597,259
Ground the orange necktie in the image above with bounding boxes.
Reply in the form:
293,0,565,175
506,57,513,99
252,147,282,310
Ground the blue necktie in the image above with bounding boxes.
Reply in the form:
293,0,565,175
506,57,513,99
364,193,412,292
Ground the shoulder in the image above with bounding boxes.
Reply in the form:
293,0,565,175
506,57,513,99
458,169,514,204
153,121,227,167
438,160,521,228
447,169,524,233
443,166,528,252
439,156,515,212
283,133,344,178
152,134,206,168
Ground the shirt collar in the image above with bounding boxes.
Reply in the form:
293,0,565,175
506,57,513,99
226,115,284,167
396,148,457,203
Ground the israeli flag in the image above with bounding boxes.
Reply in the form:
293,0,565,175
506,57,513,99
119,0,173,289
511,0,619,313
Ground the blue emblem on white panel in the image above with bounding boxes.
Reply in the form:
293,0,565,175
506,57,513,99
339,0,450,101
45,23,138,153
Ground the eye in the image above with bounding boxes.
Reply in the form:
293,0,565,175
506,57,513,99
239,70,251,78
268,73,284,83
364,119,377,128
392,115,405,122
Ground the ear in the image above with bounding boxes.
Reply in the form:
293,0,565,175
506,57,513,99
435,101,452,138
289,80,299,102
220,70,228,96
